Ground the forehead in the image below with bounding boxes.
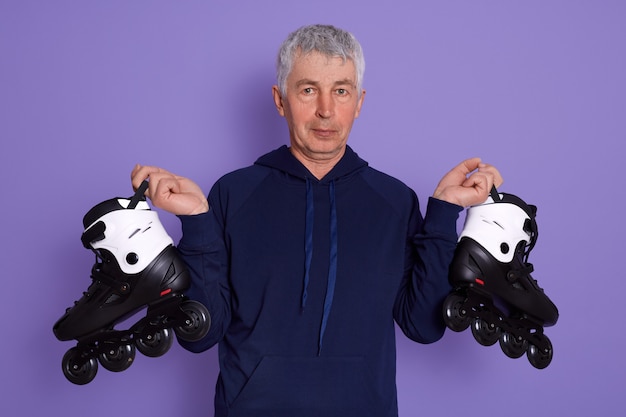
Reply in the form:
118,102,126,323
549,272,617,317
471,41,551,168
288,50,356,84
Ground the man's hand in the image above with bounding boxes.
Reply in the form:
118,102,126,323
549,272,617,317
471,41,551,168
131,164,209,215
433,157,503,208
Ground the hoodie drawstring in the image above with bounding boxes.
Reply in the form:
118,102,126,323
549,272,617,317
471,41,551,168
301,178,339,355
319,180,338,354
301,178,314,310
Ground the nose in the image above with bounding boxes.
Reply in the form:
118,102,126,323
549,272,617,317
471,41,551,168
316,92,334,119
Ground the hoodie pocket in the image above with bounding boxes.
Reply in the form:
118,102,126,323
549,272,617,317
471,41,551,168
229,355,382,417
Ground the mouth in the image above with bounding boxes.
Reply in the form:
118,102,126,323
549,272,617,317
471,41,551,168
311,128,336,138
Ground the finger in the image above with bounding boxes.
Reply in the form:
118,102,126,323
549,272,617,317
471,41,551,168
130,164,146,191
463,172,492,200
131,164,159,191
131,165,172,191
140,171,172,202
457,157,482,176
155,175,180,201
477,163,504,188
463,174,487,192
436,157,482,190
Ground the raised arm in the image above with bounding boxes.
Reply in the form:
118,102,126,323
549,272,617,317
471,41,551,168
432,157,503,208
131,164,209,215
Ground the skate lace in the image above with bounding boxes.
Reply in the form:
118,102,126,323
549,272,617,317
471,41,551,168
522,207,538,264
66,254,102,310
67,252,128,310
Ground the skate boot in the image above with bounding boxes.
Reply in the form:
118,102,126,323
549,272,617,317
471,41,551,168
443,187,558,369
53,181,210,385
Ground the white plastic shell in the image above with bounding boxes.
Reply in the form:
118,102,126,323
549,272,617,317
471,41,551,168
459,196,531,263
85,199,173,274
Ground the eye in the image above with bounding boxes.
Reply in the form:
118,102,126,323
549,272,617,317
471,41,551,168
303,87,314,95
336,88,347,95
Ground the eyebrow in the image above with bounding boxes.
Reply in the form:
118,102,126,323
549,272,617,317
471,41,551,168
295,78,355,88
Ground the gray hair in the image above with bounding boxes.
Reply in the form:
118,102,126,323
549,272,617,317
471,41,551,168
276,24,365,97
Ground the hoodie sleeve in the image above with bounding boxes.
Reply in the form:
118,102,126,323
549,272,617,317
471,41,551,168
394,196,462,343
175,188,232,353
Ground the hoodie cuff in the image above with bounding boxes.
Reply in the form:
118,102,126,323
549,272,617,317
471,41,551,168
423,197,463,238
177,211,213,248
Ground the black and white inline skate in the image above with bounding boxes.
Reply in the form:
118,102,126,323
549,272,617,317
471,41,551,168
443,187,558,369
53,181,210,385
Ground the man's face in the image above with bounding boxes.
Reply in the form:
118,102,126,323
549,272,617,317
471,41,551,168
273,51,365,167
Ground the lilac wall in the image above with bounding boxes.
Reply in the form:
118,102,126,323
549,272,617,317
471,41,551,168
1,1,623,416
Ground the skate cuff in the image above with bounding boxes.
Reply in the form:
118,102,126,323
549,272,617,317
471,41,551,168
423,197,462,237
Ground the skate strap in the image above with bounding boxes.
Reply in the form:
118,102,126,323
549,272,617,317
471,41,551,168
506,263,534,282
490,185,501,202
91,265,131,294
128,180,149,209
81,221,106,248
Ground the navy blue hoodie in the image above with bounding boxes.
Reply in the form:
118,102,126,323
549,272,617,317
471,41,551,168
177,145,461,417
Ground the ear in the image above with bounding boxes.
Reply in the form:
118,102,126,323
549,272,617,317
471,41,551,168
354,89,366,119
272,85,285,117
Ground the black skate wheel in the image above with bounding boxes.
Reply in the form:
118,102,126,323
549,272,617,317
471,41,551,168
527,335,553,369
62,347,98,385
499,332,528,359
175,300,211,342
471,318,500,346
442,293,471,332
98,343,136,373
136,328,174,358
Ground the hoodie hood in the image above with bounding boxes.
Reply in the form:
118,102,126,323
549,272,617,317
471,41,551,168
254,145,369,184
254,144,368,354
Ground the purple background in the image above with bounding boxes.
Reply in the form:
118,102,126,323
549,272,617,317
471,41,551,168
1,1,624,416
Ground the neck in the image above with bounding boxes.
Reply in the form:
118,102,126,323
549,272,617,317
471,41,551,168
289,147,345,180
